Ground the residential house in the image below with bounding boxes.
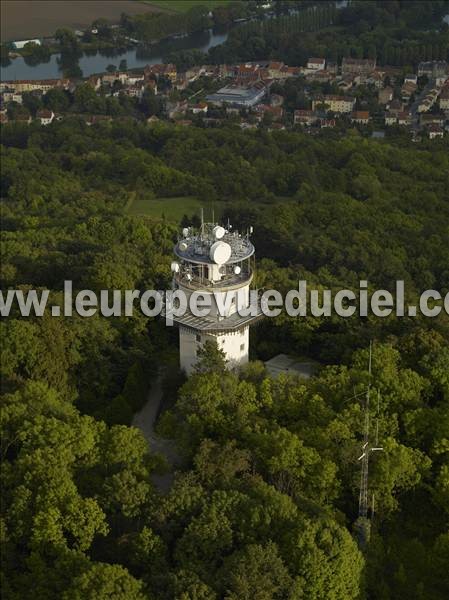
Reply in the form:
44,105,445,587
2,78,69,93
404,74,418,84
337,74,356,91
267,61,285,78
87,75,102,90
294,109,318,126
279,66,301,78
123,84,145,99
255,104,284,120
236,63,261,81
384,112,397,126
427,124,444,138
190,102,208,114
312,95,355,113
439,87,449,110
435,75,448,87
364,70,384,88
144,63,177,83
2,90,23,104
418,98,433,113
36,109,54,125
386,98,404,115
397,111,412,126
401,81,417,102
166,100,188,119
307,70,335,84
102,71,128,86
418,61,448,78
127,73,145,85
326,61,338,75
307,58,326,71
351,110,370,124
319,118,336,128
378,86,393,105
417,88,439,112
341,57,376,75
420,113,445,127
381,65,402,85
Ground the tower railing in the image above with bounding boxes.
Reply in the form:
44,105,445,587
174,269,253,291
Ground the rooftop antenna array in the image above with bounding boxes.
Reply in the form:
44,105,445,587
355,341,383,550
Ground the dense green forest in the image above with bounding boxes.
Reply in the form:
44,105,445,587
208,0,449,66
1,114,449,599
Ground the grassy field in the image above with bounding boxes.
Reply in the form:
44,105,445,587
127,195,224,222
142,0,233,13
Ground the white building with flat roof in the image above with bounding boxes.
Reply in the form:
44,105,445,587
12,39,41,49
206,83,267,107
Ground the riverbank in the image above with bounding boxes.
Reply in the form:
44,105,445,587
1,0,164,42
0,28,228,81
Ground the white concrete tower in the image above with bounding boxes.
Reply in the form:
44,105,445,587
167,220,262,375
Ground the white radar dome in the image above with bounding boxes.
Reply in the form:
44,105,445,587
210,241,232,265
171,261,180,273
213,225,226,240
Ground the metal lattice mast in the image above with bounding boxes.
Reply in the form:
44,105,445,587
358,342,372,519
356,343,384,549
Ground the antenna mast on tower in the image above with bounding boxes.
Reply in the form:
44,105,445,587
355,341,383,549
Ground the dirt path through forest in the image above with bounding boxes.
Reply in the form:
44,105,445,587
132,375,180,493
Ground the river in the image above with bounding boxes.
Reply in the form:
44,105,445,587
0,2,352,82
0,28,229,81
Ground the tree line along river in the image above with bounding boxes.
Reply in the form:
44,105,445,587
0,28,229,81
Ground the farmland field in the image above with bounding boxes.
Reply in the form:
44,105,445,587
141,0,233,13
127,195,224,221
1,0,164,42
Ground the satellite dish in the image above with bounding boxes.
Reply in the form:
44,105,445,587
234,265,241,275
171,261,180,273
249,226,253,234
179,241,188,252
213,225,226,240
210,241,232,265
186,273,192,281
182,227,189,237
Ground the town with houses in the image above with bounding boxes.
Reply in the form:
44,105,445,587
1,56,449,139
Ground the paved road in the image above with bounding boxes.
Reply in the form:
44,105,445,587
410,80,435,132
132,376,180,493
